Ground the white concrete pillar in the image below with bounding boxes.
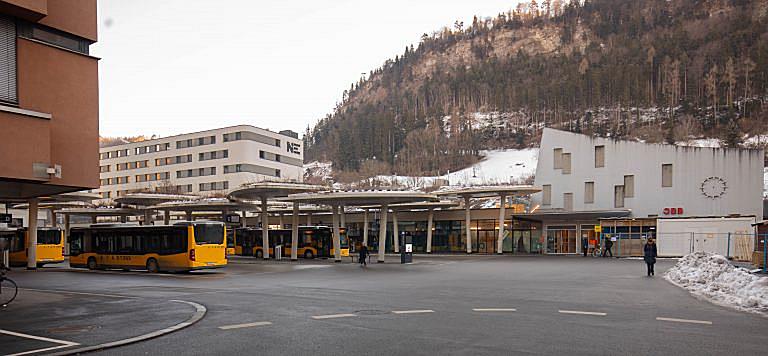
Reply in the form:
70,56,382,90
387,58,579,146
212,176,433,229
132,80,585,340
497,194,507,254
426,208,434,253
164,210,170,225
261,197,270,259
144,210,152,225
393,210,400,253
340,206,346,228
331,205,341,262
279,213,284,228
362,209,369,246
378,204,388,263
27,198,38,270
465,195,472,254
50,209,57,228
241,211,247,228
306,212,312,226
291,202,299,261
64,214,71,255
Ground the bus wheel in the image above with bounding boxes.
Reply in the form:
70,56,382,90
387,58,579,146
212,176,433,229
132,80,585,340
255,250,263,259
146,258,159,273
87,257,97,270
304,250,314,259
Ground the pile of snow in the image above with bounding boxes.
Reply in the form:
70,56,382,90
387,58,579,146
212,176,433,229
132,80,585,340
665,252,768,315
304,161,333,182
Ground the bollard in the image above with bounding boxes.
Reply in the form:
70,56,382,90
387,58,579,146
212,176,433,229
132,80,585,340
726,233,731,259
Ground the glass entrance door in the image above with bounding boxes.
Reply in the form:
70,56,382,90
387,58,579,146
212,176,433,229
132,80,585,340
546,226,577,254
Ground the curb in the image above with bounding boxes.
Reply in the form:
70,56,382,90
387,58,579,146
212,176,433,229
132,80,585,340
49,300,206,355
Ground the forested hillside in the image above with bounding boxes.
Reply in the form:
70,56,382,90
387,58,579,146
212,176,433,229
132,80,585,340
304,0,768,179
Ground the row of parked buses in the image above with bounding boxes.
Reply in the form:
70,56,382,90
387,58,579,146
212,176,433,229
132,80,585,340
0,227,65,267
228,226,350,259
1,222,347,273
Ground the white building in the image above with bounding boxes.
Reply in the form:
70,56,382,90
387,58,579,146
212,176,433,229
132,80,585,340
533,128,763,218
97,125,304,199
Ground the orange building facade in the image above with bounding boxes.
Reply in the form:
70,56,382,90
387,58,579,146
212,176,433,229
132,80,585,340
0,0,99,200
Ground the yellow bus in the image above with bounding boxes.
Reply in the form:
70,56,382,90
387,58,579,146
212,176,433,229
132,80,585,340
0,227,65,267
234,226,348,259
69,221,227,273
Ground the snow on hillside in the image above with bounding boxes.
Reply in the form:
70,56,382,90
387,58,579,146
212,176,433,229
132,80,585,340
665,252,768,316
370,148,538,189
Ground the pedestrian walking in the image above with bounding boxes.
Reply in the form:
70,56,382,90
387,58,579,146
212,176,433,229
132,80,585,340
602,238,613,257
359,244,368,267
582,237,588,257
643,238,657,276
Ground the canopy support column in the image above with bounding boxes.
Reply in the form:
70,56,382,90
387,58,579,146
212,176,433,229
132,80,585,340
64,214,71,255
426,208,434,253
164,210,170,225
377,204,388,263
144,210,152,225
362,209,369,247
497,194,506,254
27,198,38,270
261,197,270,259
306,212,312,226
279,213,284,229
291,202,299,261
241,211,247,228
340,206,346,228
331,204,341,262
464,195,472,254
50,209,57,228
392,210,399,253
185,211,193,221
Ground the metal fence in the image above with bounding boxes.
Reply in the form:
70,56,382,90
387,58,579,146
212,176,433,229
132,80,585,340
596,232,759,263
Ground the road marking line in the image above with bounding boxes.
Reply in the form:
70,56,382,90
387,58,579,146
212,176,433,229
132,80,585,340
392,309,434,314
656,317,712,325
558,310,607,316
218,321,272,330
18,287,138,299
473,308,517,312
311,313,356,320
0,329,79,356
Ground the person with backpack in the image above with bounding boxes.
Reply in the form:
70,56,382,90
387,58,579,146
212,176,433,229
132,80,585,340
358,244,369,267
603,238,614,257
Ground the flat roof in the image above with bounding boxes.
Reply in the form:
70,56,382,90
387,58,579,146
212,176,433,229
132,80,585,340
149,198,258,212
99,124,300,151
114,193,198,206
513,209,631,222
436,185,541,198
228,182,325,201
280,190,438,206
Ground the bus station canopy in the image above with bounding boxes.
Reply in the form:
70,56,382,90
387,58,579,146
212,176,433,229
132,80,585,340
279,190,439,207
2,191,101,205
435,185,541,198
359,200,459,211
12,201,91,210
55,207,140,217
227,182,324,202
114,193,198,207
148,198,259,212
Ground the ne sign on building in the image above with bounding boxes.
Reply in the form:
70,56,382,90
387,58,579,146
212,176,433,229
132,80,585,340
533,128,763,218
97,125,304,198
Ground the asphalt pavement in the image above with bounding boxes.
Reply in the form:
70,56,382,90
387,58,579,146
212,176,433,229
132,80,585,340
1,255,766,355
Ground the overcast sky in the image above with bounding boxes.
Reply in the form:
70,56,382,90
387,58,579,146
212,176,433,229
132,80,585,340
93,0,521,138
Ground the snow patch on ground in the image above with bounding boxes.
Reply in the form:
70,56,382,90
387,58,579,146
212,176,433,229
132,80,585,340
304,161,333,181
665,252,768,316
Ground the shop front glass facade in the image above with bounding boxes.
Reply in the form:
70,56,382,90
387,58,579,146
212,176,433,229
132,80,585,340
546,225,577,254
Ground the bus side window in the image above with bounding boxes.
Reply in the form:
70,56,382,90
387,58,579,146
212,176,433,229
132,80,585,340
70,232,83,255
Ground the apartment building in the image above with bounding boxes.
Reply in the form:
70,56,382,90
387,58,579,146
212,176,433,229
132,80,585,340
97,125,304,199
0,0,99,200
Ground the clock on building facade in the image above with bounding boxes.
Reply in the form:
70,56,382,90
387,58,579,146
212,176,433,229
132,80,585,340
700,176,727,199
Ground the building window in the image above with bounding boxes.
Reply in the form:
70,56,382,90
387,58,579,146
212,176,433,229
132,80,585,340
662,164,673,187
553,148,563,169
595,145,605,168
99,165,110,173
177,136,215,149
199,181,229,192
584,182,594,204
199,149,228,161
0,16,16,104
100,191,111,199
561,153,571,175
614,185,625,208
542,185,552,206
563,193,573,211
224,131,280,147
623,175,634,198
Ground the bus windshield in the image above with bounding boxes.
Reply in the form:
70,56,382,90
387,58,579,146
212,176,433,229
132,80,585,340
37,230,62,245
194,224,224,245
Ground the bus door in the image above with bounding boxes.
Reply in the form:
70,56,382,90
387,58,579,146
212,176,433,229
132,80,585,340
241,230,254,256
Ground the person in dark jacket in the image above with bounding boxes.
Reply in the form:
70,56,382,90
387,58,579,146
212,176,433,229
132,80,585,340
582,237,589,257
602,238,614,257
643,238,658,276
359,244,368,267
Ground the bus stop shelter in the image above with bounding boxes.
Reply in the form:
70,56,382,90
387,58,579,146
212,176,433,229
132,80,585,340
280,190,438,262
227,182,324,260
114,193,198,225
148,198,259,225
437,186,541,254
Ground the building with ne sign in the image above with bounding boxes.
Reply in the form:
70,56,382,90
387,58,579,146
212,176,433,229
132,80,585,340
0,1,99,269
531,128,764,256
96,125,304,199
